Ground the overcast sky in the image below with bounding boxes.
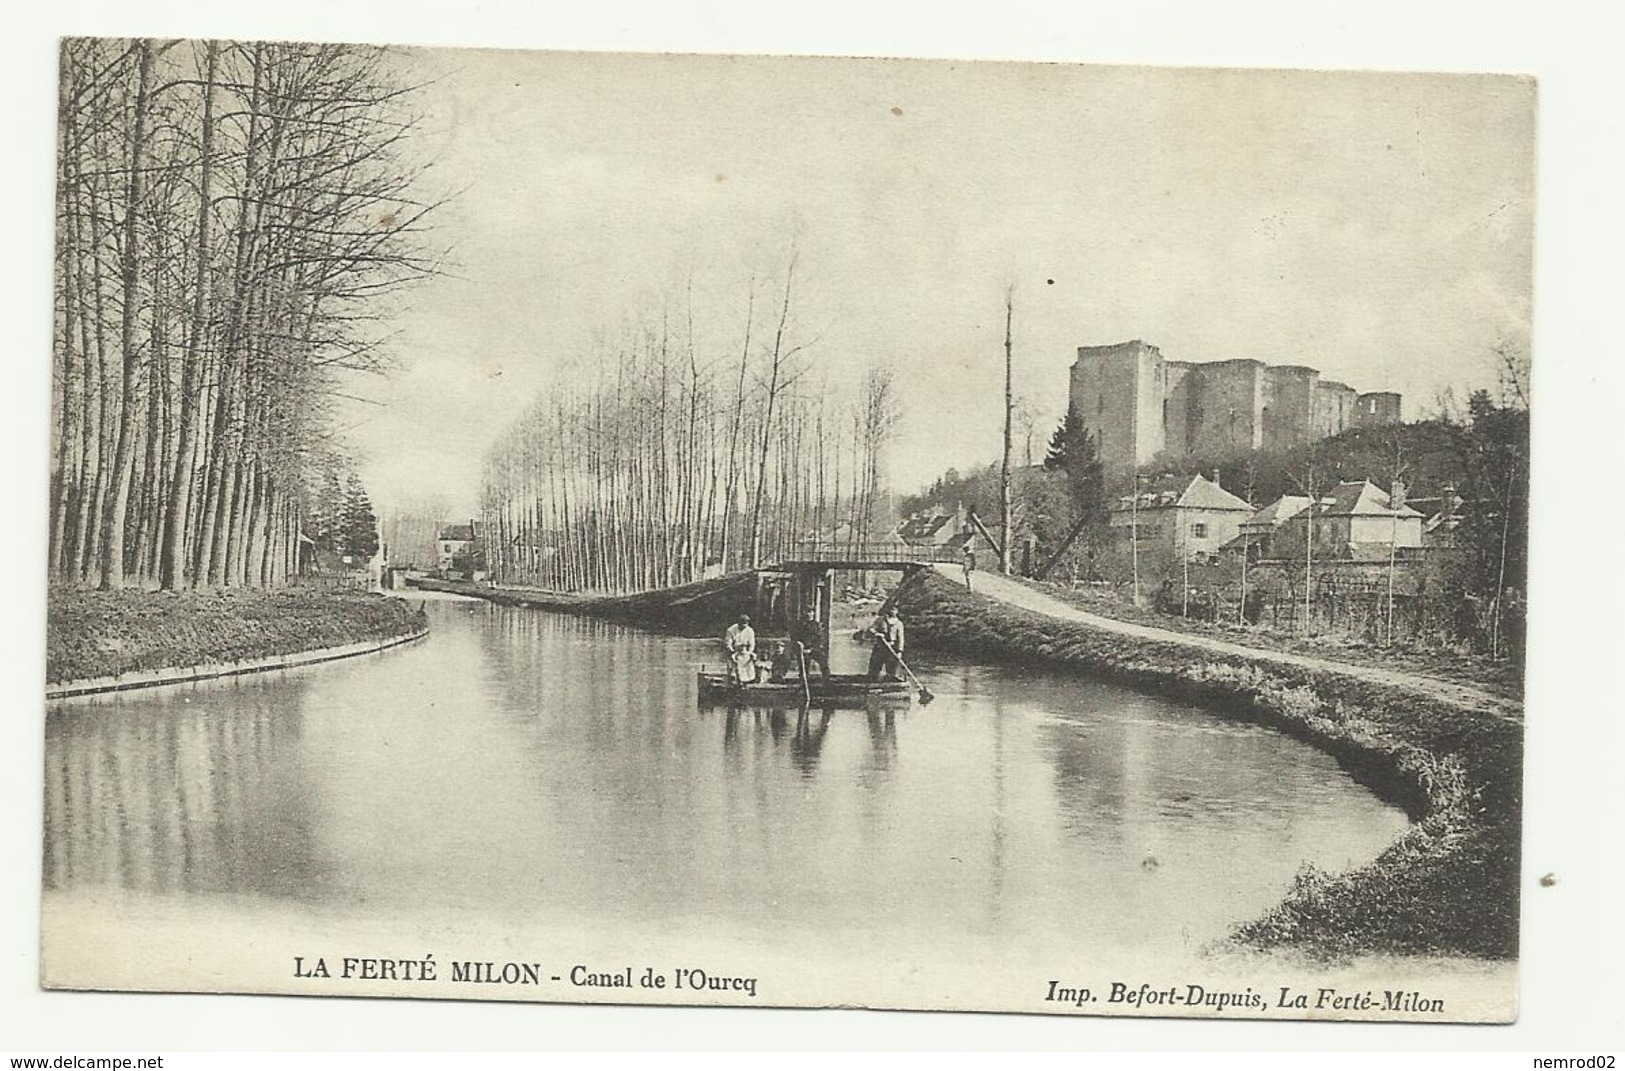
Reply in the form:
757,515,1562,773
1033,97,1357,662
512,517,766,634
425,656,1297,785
345,48,1535,516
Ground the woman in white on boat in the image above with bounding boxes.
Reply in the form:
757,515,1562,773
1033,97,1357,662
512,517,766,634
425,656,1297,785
723,613,757,684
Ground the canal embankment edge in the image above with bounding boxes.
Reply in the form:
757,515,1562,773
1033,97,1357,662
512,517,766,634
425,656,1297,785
47,587,431,700
46,626,430,700
890,568,1521,961
407,573,755,635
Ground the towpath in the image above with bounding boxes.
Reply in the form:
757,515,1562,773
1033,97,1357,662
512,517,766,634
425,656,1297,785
935,565,1522,719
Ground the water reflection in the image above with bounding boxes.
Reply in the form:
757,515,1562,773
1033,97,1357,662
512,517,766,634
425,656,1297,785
710,704,899,781
44,676,321,901
43,599,1411,955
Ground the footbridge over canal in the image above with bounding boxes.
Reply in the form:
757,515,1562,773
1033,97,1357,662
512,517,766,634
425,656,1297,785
750,542,963,650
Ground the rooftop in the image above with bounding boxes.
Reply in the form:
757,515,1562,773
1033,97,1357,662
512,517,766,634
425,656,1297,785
1114,474,1253,514
1315,480,1424,519
1243,494,1313,528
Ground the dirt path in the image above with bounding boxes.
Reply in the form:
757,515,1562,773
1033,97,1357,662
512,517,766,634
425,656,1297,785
939,565,1522,719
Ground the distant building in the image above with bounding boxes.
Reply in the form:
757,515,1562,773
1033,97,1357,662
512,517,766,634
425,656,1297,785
383,510,442,571
1352,391,1403,427
436,520,479,574
895,504,970,550
1275,480,1423,560
1418,488,1468,550
1069,340,1401,472
1223,494,1314,560
1107,473,1254,559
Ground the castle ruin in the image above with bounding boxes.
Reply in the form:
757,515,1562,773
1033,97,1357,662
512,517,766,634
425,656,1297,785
1069,340,1401,472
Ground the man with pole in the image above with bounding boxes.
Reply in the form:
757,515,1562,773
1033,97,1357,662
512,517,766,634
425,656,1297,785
868,607,906,681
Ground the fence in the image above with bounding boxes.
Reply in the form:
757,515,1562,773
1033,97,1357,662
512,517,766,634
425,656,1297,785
288,571,374,592
776,541,963,566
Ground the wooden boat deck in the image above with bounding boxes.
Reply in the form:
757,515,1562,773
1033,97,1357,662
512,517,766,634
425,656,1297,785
696,671,912,706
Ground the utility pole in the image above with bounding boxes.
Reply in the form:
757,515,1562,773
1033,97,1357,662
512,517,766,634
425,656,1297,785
1386,491,1401,645
1492,457,1517,659
1129,472,1144,607
1385,433,1406,646
1000,286,1014,575
1181,520,1190,618
1303,467,1316,637
1239,456,1257,626
1238,538,1249,626
1130,475,1139,604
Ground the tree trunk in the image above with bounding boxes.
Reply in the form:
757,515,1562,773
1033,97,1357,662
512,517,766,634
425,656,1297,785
159,40,216,590
99,39,154,589
999,286,1014,575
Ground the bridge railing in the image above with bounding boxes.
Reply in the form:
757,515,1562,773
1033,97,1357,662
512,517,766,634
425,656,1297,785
771,541,962,566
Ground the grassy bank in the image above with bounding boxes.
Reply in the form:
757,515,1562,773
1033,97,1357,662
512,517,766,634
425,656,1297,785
893,570,1521,960
47,586,428,685
410,573,757,636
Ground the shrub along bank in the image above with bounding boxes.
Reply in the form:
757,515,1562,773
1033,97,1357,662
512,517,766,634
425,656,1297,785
891,569,1521,960
47,586,427,685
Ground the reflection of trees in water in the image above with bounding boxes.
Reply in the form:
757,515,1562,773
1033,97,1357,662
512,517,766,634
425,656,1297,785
44,677,321,901
1037,688,1333,859
1040,716,1131,844
473,603,694,771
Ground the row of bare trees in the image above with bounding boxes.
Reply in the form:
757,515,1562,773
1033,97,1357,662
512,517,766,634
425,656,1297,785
479,257,903,593
50,38,436,591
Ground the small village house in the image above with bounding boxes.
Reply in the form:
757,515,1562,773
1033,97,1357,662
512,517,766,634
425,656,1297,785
436,520,480,576
1275,479,1423,561
893,502,1012,564
1222,494,1313,561
1416,487,1468,551
894,503,970,551
1108,473,1253,560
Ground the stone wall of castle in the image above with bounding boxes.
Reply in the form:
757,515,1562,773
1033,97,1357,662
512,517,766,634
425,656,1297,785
1069,340,1400,472
1352,391,1402,427
1070,340,1166,469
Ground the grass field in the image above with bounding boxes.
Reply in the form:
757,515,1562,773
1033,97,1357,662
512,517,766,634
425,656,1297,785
47,586,427,685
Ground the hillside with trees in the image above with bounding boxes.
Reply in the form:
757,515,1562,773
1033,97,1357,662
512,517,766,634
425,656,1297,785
908,384,1529,660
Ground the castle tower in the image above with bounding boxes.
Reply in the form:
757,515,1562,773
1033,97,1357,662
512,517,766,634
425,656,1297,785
1353,391,1402,426
1261,364,1321,450
1185,358,1266,456
1070,340,1166,472
1314,380,1358,438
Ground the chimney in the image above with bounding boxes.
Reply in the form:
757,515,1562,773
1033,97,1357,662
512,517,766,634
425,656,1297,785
1390,480,1406,511
1211,469,1222,489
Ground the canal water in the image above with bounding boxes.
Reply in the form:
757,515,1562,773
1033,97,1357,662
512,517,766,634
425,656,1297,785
42,596,1409,994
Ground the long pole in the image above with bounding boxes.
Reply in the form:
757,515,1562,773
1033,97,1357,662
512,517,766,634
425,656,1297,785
1130,475,1139,605
1000,287,1014,575
1181,522,1190,617
1386,511,1398,644
1492,459,1516,658
1303,482,1315,636
1386,439,1405,645
1238,538,1249,625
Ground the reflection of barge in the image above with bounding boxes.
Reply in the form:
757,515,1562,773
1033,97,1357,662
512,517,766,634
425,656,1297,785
696,671,912,706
